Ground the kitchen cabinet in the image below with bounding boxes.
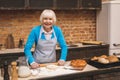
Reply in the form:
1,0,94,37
94,72,120,80
0,0,101,10
0,52,24,67
29,0,101,10
0,44,109,67
28,0,54,9
55,0,79,10
86,45,109,58
28,0,79,10
0,0,26,10
56,44,109,61
81,0,101,10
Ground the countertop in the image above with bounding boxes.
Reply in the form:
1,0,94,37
0,43,107,54
0,61,98,80
1,61,120,80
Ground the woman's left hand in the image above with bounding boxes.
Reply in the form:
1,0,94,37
58,60,65,66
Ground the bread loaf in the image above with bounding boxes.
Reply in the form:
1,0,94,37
108,55,119,63
98,57,109,64
71,59,87,67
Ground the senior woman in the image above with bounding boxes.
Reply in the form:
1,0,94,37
24,9,68,69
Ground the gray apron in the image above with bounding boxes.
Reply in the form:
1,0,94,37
33,29,57,63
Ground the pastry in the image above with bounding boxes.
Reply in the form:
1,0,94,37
108,55,119,63
98,57,109,64
100,55,108,59
71,59,87,67
91,56,98,61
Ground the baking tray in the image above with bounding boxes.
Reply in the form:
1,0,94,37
88,58,120,68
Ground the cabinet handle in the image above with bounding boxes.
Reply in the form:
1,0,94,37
113,53,120,55
113,44,120,47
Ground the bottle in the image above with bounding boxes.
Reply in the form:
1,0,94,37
18,38,24,48
6,34,15,49
3,61,10,80
11,61,18,80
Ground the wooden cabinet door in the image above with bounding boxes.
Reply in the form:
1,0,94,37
56,0,79,10
0,0,25,9
81,0,101,9
29,0,54,9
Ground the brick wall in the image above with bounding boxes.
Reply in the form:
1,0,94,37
0,0,109,48
0,10,96,48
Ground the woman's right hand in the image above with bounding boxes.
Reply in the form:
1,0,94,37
30,62,40,69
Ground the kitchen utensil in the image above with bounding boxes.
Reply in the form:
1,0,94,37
64,66,84,70
81,41,103,45
39,62,58,67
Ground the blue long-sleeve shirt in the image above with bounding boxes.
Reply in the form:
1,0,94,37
24,25,68,64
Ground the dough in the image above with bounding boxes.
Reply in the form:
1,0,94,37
46,64,58,70
18,66,31,78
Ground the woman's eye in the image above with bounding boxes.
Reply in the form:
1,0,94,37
49,18,53,20
43,18,48,20
43,18,53,20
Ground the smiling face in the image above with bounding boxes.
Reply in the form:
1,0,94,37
40,10,56,32
42,17,54,31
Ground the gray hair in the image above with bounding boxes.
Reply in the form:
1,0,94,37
40,9,56,24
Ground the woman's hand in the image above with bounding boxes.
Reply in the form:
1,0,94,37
30,62,39,69
58,60,65,66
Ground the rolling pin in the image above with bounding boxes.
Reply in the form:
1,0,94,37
39,62,58,67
